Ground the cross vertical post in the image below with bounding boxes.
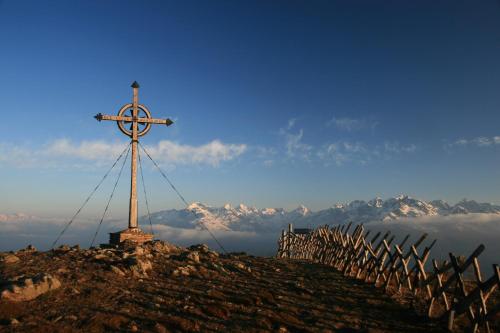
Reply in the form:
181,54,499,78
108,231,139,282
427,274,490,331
129,81,139,229
94,81,174,245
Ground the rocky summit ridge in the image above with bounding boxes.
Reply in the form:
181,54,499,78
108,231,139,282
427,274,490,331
0,241,445,332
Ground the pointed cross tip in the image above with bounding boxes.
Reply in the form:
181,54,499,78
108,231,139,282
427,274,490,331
131,81,140,88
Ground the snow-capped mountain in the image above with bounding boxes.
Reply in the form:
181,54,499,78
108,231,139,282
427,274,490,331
142,196,500,232
0,213,33,223
148,202,292,232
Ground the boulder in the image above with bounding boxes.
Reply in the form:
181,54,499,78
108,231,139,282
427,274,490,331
186,251,200,263
55,244,71,253
208,262,229,275
189,244,210,253
18,244,37,253
149,240,179,254
1,254,20,264
126,256,152,277
0,274,61,302
94,253,108,261
110,265,126,276
172,265,197,277
189,244,219,259
176,250,204,263
226,261,252,273
93,250,120,264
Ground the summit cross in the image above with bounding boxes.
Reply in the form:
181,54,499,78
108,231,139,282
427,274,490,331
94,81,173,244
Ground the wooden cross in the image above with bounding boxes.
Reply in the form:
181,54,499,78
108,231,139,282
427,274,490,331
94,81,173,240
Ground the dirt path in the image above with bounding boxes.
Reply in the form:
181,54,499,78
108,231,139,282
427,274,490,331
0,244,446,332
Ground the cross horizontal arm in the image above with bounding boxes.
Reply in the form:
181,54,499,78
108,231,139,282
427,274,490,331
141,118,174,126
94,113,174,126
95,114,128,122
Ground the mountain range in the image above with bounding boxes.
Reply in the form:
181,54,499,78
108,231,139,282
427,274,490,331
0,213,34,223
143,195,500,232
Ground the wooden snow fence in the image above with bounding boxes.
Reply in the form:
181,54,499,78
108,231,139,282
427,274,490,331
276,223,500,332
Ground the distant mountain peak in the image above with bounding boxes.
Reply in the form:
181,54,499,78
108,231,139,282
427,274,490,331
395,194,409,200
292,205,310,216
368,197,383,208
0,213,34,222
187,202,205,209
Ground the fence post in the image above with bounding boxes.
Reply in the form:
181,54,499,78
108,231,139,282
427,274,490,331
282,229,286,258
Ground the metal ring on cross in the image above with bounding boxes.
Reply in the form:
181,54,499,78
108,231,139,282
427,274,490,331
116,103,153,137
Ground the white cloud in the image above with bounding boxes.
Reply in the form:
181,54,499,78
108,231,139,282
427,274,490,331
0,215,276,256
279,120,313,161
446,136,500,149
144,140,246,167
328,117,362,131
0,139,247,169
318,141,371,166
44,139,127,161
251,146,278,167
317,143,348,166
318,140,416,166
367,214,500,274
343,141,367,153
384,141,417,153
285,129,312,160
255,146,277,158
472,137,492,147
286,118,297,130
263,160,274,167
327,117,379,132
153,224,256,242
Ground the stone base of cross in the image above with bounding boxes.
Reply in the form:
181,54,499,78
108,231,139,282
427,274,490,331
95,81,173,246
109,228,153,245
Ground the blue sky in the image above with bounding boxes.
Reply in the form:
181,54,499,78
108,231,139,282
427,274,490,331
1,0,500,218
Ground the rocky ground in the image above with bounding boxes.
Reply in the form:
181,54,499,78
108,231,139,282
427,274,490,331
0,241,449,332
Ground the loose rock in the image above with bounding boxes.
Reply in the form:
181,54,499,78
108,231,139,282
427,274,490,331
172,265,197,276
55,244,71,253
1,254,20,264
0,273,62,302
21,244,37,253
110,265,126,276
127,256,153,277
186,251,200,263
